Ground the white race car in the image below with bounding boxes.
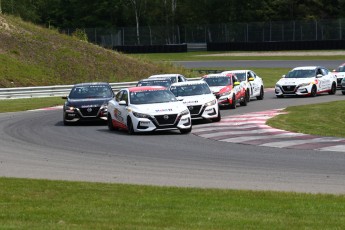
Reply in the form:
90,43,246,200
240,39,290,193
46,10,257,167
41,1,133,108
331,62,345,88
275,66,337,97
169,81,221,122
221,70,264,101
148,74,187,83
107,86,192,134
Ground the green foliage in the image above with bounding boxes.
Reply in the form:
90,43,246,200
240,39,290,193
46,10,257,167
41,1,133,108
72,28,88,42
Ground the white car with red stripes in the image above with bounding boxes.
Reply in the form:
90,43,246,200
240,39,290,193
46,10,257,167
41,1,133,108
275,66,337,97
169,81,221,122
221,70,264,101
107,86,192,134
331,62,345,88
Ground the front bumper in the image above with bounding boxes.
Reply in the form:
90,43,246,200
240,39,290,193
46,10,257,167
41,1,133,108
275,85,312,96
130,113,191,132
64,107,108,123
187,104,219,120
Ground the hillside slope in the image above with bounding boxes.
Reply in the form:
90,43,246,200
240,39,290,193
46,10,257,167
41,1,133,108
0,14,189,88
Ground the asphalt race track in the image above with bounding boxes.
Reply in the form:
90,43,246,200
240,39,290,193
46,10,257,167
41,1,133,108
1,88,345,194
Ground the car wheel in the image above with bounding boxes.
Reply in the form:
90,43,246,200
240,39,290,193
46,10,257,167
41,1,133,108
211,110,221,122
127,117,135,135
107,114,117,131
246,89,250,102
328,83,336,95
240,95,247,106
310,85,317,97
256,86,264,100
342,91,345,95
180,126,192,134
229,95,237,109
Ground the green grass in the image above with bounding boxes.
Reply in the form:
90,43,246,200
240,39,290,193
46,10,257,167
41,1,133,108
0,177,344,229
0,97,63,113
131,51,345,61
267,100,345,138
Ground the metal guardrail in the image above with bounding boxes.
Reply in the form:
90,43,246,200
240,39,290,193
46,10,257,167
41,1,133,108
0,78,202,100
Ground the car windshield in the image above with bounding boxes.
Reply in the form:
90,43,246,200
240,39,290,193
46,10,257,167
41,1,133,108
203,77,231,86
233,73,246,81
130,89,177,105
336,66,345,72
137,80,171,88
285,69,316,78
170,84,211,97
69,85,113,99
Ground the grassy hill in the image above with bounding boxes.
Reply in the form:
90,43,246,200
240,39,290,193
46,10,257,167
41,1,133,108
0,14,190,88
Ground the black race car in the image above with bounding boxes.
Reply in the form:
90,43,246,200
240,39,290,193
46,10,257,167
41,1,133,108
62,82,114,125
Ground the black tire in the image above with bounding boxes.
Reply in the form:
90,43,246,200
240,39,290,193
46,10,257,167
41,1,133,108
256,86,264,100
246,89,250,102
240,95,247,106
63,119,71,126
342,91,345,95
211,110,221,122
127,117,135,135
310,85,317,97
107,114,116,131
180,126,192,134
276,95,284,98
229,95,237,109
328,83,336,95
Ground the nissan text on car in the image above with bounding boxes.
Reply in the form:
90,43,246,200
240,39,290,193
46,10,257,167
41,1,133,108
136,78,173,88
202,73,247,109
275,66,337,98
62,82,114,125
221,70,264,101
331,62,345,88
169,81,221,122
107,86,192,134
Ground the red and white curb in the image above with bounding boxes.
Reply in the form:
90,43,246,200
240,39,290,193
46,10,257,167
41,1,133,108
192,109,345,153
29,105,63,111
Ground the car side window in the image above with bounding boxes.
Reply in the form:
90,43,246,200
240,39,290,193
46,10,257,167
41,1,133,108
249,71,255,79
115,91,123,102
121,90,128,104
321,68,328,75
317,68,323,76
178,76,184,82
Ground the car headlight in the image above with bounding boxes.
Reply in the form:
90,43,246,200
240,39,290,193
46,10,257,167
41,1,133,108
65,105,75,111
204,99,216,107
298,82,311,87
275,84,281,88
220,91,231,97
132,111,150,118
180,109,190,116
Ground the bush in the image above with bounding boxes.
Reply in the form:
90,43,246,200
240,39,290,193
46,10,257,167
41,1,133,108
72,28,88,42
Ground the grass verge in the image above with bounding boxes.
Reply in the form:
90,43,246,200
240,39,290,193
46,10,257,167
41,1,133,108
1,177,344,229
267,100,345,138
0,97,63,113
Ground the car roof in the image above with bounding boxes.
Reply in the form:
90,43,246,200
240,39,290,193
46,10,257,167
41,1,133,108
203,74,230,78
149,74,181,78
73,82,110,87
139,78,171,82
292,66,322,70
222,70,248,74
171,80,207,87
128,86,166,92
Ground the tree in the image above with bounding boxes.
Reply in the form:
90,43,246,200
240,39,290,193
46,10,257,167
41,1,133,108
128,0,146,45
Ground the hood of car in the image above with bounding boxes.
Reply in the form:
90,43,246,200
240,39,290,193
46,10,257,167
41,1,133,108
276,78,315,86
130,101,187,115
331,72,345,79
66,98,112,107
178,94,216,106
209,85,232,94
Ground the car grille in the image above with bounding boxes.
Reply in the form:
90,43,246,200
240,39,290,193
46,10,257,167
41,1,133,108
154,114,178,125
187,105,202,115
79,107,100,117
282,85,296,93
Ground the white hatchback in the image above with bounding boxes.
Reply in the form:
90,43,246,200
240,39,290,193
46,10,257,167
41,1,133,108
169,81,221,122
275,66,337,97
107,86,192,134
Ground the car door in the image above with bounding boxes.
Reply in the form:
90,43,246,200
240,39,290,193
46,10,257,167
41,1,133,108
114,90,128,127
321,68,332,90
248,71,259,96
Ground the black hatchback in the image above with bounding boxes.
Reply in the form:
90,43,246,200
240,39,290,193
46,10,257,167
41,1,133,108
62,82,114,125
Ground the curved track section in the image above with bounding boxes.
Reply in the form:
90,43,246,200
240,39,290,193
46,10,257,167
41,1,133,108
1,91,345,194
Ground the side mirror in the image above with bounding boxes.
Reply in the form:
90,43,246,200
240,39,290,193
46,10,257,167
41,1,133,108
248,77,254,81
176,97,184,101
282,75,286,78
62,96,68,99
332,69,336,72
316,74,323,78
234,82,240,86
119,100,127,106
